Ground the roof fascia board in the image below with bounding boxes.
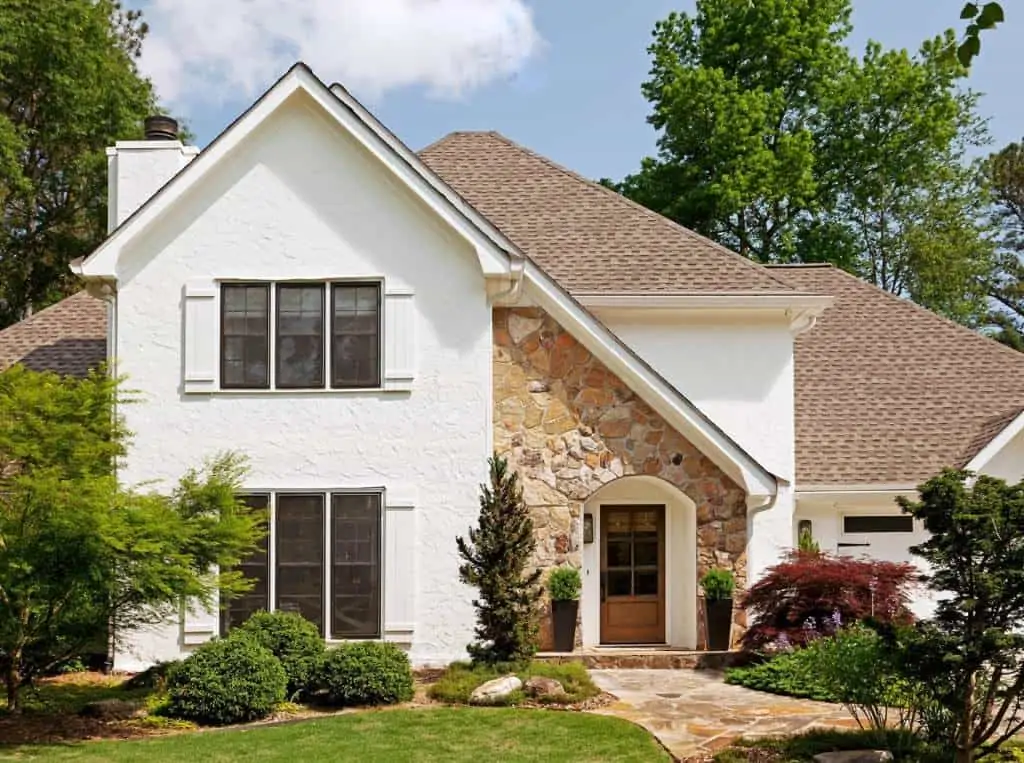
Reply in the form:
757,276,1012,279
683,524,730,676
80,65,517,280
964,410,1024,473
522,261,778,498
797,483,919,494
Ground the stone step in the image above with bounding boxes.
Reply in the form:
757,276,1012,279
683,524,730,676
535,648,744,670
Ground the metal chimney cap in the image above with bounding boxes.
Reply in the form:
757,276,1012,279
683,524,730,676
144,115,179,141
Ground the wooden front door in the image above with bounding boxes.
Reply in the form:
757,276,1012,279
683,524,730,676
600,506,666,644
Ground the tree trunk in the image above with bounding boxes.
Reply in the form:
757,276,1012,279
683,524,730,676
956,672,975,763
5,656,20,714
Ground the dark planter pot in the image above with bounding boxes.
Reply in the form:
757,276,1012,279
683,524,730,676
705,599,733,651
551,600,579,653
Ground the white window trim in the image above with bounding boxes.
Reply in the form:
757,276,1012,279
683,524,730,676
229,488,386,641
218,278,394,394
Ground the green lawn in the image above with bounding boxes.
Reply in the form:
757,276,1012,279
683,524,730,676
0,707,670,762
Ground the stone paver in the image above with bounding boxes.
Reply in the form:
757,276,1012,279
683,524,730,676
589,669,858,761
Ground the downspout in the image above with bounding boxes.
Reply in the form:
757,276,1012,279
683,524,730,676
488,256,525,305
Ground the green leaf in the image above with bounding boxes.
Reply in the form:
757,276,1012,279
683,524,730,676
977,2,1005,29
958,35,982,67
961,3,979,19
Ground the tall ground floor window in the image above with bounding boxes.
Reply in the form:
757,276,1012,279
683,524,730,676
221,490,383,639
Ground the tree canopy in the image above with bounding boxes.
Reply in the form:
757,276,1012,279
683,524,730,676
611,0,994,325
0,365,265,711
984,140,1024,350
0,0,159,327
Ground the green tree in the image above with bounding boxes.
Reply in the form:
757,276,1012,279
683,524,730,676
456,456,542,665
897,470,1024,763
0,365,265,712
984,140,1024,348
958,3,1005,67
814,35,993,323
0,0,158,327
614,0,994,324
616,0,852,262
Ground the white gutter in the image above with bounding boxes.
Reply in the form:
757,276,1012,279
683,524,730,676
797,483,920,494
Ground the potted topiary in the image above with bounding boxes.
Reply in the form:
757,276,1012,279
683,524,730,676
701,568,735,651
548,567,582,652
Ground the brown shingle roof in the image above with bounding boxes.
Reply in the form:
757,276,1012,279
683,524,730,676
0,291,107,377
775,264,1024,486
419,131,796,295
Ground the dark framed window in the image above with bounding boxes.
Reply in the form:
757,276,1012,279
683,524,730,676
276,284,325,389
220,494,270,634
843,515,914,534
221,284,270,389
331,283,381,388
331,493,383,638
276,494,326,634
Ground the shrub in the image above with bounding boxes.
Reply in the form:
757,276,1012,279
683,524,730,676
741,550,917,649
701,569,735,601
232,611,324,698
314,642,413,707
165,637,286,725
725,646,837,702
123,660,182,692
547,567,582,601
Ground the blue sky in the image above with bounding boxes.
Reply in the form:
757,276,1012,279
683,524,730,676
134,1,1023,183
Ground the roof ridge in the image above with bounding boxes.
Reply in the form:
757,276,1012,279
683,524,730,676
476,131,799,294
804,265,1024,365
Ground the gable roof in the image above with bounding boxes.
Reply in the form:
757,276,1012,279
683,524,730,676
60,64,779,498
419,131,799,296
776,264,1024,487
0,292,107,377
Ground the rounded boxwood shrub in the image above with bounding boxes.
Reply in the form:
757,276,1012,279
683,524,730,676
233,610,324,698
315,642,414,707
165,637,286,725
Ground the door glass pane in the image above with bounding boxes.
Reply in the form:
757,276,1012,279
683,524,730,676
221,494,270,634
607,570,632,597
331,493,382,638
605,511,631,534
276,494,325,634
635,570,659,596
332,284,381,388
221,284,269,388
606,540,632,568
634,540,658,567
277,285,324,388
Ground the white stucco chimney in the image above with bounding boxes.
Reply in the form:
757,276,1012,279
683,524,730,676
107,115,199,232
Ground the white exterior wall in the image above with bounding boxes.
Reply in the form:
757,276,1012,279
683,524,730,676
596,309,797,582
112,93,491,669
981,429,1024,483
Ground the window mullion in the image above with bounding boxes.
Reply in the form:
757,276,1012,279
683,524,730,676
268,492,277,614
268,285,277,390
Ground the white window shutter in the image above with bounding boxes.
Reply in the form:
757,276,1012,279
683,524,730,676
182,598,219,647
383,288,415,392
183,280,218,393
384,490,416,641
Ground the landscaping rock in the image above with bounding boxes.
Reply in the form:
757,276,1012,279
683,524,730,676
524,676,565,699
78,698,146,721
469,675,523,705
813,751,894,763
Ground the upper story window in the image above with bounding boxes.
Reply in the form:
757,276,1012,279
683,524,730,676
220,281,381,391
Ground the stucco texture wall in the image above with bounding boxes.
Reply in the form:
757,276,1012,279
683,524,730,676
113,92,491,669
493,307,749,648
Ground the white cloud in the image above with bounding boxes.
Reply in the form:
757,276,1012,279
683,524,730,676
137,0,543,106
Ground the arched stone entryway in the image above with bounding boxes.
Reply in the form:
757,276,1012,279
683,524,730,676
582,476,698,648
492,307,751,649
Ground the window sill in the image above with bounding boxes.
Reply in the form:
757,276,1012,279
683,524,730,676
182,382,413,396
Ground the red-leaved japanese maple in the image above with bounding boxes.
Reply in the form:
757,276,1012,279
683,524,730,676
741,550,918,650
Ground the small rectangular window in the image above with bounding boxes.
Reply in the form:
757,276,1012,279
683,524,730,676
221,494,270,634
276,284,325,389
276,494,325,634
843,515,914,534
221,284,270,389
331,493,382,638
332,283,381,388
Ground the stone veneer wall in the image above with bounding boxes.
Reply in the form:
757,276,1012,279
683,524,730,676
493,307,749,649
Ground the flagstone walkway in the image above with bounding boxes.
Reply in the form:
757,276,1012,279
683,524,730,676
589,669,858,761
